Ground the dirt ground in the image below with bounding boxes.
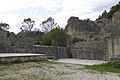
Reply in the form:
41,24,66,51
0,60,120,80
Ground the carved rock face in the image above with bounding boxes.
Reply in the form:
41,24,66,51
65,17,99,38
112,11,120,24
0,30,11,52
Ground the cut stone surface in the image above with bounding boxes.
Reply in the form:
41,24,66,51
0,53,46,57
0,53,47,63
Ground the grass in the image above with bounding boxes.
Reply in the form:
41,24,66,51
85,61,120,73
0,61,59,71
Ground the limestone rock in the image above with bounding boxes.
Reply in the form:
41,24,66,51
65,17,99,39
0,30,11,52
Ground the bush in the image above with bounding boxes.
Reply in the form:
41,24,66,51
110,32,115,36
13,58,23,63
72,38,79,44
94,36,99,40
10,32,15,35
38,27,67,46
0,27,3,30
9,37,14,46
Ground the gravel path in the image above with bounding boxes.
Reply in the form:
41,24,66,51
53,58,108,65
0,61,120,80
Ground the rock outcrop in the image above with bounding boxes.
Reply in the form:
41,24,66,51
65,17,100,41
65,12,120,60
0,30,11,52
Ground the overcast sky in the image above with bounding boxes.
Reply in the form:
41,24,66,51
0,0,119,33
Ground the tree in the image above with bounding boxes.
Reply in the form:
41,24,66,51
107,2,120,18
0,23,9,31
96,1,120,20
21,18,35,31
38,27,67,46
40,17,57,33
96,10,107,20
102,10,107,18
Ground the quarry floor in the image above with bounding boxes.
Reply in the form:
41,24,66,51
52,58,108,65
0,59,120,80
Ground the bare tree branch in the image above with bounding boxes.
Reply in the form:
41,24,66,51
40,17,57,33
21,18,35,32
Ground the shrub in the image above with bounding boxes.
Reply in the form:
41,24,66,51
10,32,15,35
72,38,79,44
9,37,14,46
94,36,99,40
110,32,115,36
13,58,23,63
38,27,67,46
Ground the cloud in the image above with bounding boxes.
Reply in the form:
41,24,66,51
93,0,120,12
51,0,119,27
0,0,119,33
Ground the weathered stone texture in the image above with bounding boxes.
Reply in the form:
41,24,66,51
112,11,120,24
66,17,99,38
71,41,108,60
12,31,42,47
0,54,47,64
29,45,69,59
0,30,11,52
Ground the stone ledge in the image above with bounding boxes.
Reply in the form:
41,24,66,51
0,53,47,64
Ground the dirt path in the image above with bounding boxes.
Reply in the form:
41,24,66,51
53,58,108,65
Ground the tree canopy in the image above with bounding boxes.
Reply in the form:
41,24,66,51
40,17,57,33
0,23,9,31
38,27,67,46
21,18,35,32
96,1,120,20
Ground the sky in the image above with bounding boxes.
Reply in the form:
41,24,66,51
0,0,119,33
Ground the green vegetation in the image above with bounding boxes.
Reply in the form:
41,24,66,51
0,23,9,31
38,27,67,46
110,32,115,36
6,31,15,46
40,17,57,33
72,38,85,44
97,10,108,20
119,31,120,34
94,36,99,40
85,61,120,73
13,58,23,63
72,38,80,43
0,27,3,30
96,1,120,20
9,37,14,46
10,32,15,35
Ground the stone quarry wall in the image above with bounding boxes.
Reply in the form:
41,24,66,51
108,37,120,60
11,31,42,47
65,17,99,38
28,45,69,59
0,30,11,52
0,45,69,59
71,41,108,60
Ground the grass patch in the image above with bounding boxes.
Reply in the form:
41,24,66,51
0,61,60,72
36,61,59,64
1,78,17,80
85,61,120,73
48,65,55,68
13,58,23,63
65,65,72,68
